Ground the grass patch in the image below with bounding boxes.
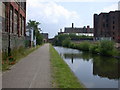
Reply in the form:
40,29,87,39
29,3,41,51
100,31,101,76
50,44,85,88
2,45,41,71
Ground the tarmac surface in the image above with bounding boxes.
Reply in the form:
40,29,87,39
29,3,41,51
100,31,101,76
2,44,51,88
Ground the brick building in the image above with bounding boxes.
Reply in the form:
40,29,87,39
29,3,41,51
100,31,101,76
0,1,26,53
41,33,48,43
59,23,94,36
94,11,120,43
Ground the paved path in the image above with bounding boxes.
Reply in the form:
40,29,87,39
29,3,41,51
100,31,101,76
2,44,51,88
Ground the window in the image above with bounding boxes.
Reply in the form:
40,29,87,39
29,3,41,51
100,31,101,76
10,6,13,33
0,2,2,32
113,26,115,29
20,15,22,36
106,24,108,27
103,23,105,27
14,10,18,34
2,3,5,32
22,18,25,36
113,21,115,24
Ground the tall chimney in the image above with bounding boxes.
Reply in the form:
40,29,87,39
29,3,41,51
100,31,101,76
72,23,74,28
60,29,62,32
87,25,90,29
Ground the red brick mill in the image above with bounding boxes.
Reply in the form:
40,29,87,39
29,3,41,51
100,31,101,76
94,11,120,43
0,1,26,53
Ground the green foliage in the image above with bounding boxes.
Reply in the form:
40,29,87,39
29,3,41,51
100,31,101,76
89,43,100,54
53,34,93,46
69,34,93,40
36,30,43,45
27,20,43,45
62,38,71,47
99,40,115,56
2,51,8,61
53,34,70,46
78,41,90,51
53,34,119,56
25,40,30,47
2,45,41,71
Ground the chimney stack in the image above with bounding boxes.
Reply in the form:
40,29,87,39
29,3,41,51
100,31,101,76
87,25,90,29
60,29,62,32
72,23,74,28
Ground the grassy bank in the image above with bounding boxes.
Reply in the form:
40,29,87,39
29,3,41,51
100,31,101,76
50,44,85,88
2,45,41,71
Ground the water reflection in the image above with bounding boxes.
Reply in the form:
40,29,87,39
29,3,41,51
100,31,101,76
64,52,120,80
54,46,119,88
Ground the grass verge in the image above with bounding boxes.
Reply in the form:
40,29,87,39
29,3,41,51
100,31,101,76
2,45,41,71
50,44,85,88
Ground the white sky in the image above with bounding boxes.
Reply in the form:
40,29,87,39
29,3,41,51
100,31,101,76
26,0,119,38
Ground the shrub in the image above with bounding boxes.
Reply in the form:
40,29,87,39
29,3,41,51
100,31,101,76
89,43,100,54
78,41,90,51
62,38,71,48
25,40,30,48
99,40,115,56
69,43,74,48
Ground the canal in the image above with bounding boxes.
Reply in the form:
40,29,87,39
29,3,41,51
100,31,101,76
54,46,120,88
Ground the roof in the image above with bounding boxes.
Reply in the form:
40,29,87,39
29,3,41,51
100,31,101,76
64,27,93,33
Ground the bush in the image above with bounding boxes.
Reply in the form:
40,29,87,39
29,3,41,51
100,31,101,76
36,32,43,45
99,40,115,56
25,40,30,48
89,43,100,54
53,34,70,46
62,38,71,48
78,41,90,51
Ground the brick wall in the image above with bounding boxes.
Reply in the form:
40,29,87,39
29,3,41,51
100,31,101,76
2,32,25,53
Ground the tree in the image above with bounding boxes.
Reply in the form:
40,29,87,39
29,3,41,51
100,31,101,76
53,34,70,46
27,20,43,45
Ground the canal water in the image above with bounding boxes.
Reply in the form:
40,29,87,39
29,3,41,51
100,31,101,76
54,46,120,88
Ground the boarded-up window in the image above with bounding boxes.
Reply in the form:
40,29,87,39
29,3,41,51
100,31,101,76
22,18,24,36
0,2,2,32
2,3,5,32
20,15,22,36
14,10,18,34
10,6,13,33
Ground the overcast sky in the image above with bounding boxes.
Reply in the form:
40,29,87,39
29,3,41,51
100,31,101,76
26,0,119,38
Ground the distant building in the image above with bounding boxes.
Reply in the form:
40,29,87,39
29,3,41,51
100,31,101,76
0,1,26,53
41,33,48,43
59,23,94,36
94,11,120,43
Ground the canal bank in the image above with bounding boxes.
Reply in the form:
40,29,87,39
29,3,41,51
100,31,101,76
50,45,85,88
54,46,119,88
